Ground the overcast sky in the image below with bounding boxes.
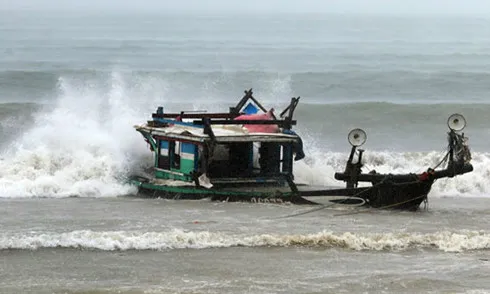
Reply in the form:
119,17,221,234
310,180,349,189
1,0,490,15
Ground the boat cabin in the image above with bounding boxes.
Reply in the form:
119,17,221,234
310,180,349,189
135,89,304,188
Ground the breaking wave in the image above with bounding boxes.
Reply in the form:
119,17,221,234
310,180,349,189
0,72,156,198
1,229,488,253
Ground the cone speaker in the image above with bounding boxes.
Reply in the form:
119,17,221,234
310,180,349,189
348,128,367,147
447,113,466,131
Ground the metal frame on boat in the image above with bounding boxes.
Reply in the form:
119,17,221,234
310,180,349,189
129,89,473,211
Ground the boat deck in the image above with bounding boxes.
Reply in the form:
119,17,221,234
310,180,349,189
134,124,299,143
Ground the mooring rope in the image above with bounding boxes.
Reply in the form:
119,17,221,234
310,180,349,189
275,177,389,219
332,194,428,217
432,150,450,170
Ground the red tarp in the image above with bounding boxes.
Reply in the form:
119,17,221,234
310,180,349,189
234,109,279,133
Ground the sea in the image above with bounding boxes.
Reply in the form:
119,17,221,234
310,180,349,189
0,10,490,293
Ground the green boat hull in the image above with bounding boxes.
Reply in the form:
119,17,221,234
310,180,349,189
127,175,432,210
128,176,316,204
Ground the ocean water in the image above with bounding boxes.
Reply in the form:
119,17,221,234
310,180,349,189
0,10,490,293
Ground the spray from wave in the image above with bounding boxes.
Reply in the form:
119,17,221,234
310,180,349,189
1,229,488,253
0,72,159,198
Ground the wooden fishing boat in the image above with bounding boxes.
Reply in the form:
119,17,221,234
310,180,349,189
129,89,473,211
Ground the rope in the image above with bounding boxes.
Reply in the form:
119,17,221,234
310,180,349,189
332,194,428,217
432,150,450,170
274,177,389,219
275,203,337,219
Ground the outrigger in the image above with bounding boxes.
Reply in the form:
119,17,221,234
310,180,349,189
129,89,473,211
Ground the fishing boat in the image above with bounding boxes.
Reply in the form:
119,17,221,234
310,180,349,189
129,89,473,211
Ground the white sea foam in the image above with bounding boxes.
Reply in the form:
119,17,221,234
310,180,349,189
0,72,156,197
1,229,488,252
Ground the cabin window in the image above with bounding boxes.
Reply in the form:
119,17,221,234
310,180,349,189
211,144,230,161
229,143,253,176
157,140,198,176
281,143,293,174
207,144,231,178
207,143,254,178
157,140,170,169
258,142,280,175
180,142,197,174
252,142,261,172
170,141,181,169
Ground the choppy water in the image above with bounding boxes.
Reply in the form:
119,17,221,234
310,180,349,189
1,197,490,293
1,10,490,293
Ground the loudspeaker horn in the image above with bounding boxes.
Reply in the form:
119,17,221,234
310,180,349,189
348,128,367,147
447,113,466,131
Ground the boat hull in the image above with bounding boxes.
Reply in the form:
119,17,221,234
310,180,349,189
367,181,431,211
131,176,313,204
129,176,432,211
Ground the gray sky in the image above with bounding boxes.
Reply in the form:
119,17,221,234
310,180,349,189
1,0,490,15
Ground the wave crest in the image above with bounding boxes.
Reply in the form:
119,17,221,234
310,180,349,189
2,229,488,253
